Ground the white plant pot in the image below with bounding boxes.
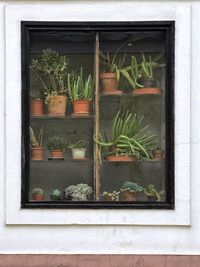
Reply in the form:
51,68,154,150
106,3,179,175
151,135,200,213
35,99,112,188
72,148,86,159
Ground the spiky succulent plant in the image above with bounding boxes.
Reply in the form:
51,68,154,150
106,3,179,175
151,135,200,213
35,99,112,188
120,181,144,193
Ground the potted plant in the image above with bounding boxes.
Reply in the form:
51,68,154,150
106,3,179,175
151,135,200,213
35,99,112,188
30,49,69,116
32,188,44,201
67,68,94,115
102,191,119,201
144,184,165,201
30,126,44,161
63,183,93,201
119,181,143,201
68,140,88,160
30,87,44,116
134,53,161,95
100,42,127,95
47,136,67,159
153,147,164,160
50,189,61,200
94,110,157,162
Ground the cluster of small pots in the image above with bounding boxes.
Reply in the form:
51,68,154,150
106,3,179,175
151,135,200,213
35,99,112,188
30,96,91,117
31,147,87,161
100,73,161,96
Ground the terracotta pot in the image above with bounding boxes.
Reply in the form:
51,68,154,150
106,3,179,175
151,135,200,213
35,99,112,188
50,150,64,158
102,195,113,201
119,191,137,201
106,155,136,162
153,149,163,160
32,194,44,201
100,73,119,93
133,87,161,95
47,95,67,116
72,148,86,159
30,99,44,116
72,100,90,114
31,147,44,161
139,77,157,88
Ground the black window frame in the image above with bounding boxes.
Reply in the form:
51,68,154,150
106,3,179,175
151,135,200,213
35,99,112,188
21,21,175,209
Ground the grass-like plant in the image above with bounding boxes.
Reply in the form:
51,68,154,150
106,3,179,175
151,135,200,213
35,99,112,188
67,68,94,101
29,126,43,148
30,49,69,97
47,136,67,151
94,110,157,160
68,140,88,149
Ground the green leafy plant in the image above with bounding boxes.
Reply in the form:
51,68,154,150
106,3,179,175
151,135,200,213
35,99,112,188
50,189,61,200
64,183,93,201
141,53,154,79
30,49,69,98
32,188,44,196
120,181,144,193
100,41,128,81
67,68,94,101
29,126,43,148
68,140,88,149
94,110,157,160
47,136,67,151
119,56,143,90
143,184,165,201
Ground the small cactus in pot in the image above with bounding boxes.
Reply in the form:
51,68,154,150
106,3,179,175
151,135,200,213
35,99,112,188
32,188,44,201
119,181,144,201
50,189,61,201
47,136,67,158
144,184,165,201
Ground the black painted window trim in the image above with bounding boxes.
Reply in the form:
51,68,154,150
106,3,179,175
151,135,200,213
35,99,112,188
21,21,175,209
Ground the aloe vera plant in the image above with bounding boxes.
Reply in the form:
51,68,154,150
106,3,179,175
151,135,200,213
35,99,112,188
119,56,143,90
94,110,157,160
100,41,128,81
29,126,43,148
67,68,94,101
141,53,154,79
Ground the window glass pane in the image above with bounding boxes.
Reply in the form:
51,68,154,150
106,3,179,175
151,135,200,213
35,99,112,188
23,22,173,207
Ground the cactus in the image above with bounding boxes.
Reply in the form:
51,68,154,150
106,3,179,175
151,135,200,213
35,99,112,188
32,188,43,196
143,184,165,201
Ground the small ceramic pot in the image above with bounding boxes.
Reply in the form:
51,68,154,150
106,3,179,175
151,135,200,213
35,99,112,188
47,95,67,116
72,148,86,159
50,150,64,158
32,194,44,201
72,100,90,114
100,73,120,93
30,99,44,116
119,191,137,201
31,147,44,161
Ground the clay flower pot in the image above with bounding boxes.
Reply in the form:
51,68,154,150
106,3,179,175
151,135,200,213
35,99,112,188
153,149,163,160
133,78,161,95
30,99,44,116
32,194,44,201
72,148,86,159
47,95,67,116
119,191,137,201
100,73,121,94
31,147,44,161
106,155,136,162
72,100,90,114
50,150,64,158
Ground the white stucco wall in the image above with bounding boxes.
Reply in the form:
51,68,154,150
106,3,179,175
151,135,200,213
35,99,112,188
0,0,200,254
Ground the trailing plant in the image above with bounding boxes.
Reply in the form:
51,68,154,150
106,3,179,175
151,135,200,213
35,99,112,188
67,68,94,101
30,49,69,99
120,181,144,193
143,184,165,201
94,110,157,160
47,136,67,151
29,126,43,148
32,188,44,196
63,183,93,201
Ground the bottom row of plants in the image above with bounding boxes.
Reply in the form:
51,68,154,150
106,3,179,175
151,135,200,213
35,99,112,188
31,182,165,202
